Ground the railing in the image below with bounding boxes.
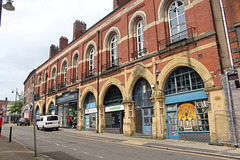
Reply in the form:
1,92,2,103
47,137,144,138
81,69,95,79
57,82,66,89
131,48,147,60
71,77,78,84
48,86,56,94
101,58,120,71
158,27,196,52
34,93,40,100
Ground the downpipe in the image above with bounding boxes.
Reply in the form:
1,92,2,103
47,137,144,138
219,0,238,147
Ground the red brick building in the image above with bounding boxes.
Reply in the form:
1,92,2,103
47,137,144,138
27,0,240,143
22,69,36,123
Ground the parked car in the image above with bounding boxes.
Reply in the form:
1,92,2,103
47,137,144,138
36,115,60,131
17,118,30,126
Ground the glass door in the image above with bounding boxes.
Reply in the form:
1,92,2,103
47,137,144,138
166,104,179,139
142,108,153,135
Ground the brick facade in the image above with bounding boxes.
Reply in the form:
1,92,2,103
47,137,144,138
24,0,240,142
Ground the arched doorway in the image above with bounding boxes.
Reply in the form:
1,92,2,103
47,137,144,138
36,106,40,120
133,78,153,134
83,92,96,131
42,104,46,115
103,85,123,134
164,66,209,141
49,102,55,115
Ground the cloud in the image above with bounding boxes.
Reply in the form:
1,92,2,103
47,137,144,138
0,0,112,101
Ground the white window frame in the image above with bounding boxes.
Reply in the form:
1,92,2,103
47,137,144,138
75,57,78,80
137,20,145,57
110,34,118,66
89,47,95,75
168,0,187,43
64,64,67,85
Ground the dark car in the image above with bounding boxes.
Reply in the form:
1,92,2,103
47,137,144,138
17,118,30,126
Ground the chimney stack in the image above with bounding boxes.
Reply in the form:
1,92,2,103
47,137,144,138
49,44,59,58
59,36,68,50
73,20,86,40
113,0,128,9
5,97,7,102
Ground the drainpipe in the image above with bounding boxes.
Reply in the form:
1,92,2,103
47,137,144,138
219,0,238,147
97,30,100,133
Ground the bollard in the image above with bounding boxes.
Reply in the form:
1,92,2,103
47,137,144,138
9,127,12,142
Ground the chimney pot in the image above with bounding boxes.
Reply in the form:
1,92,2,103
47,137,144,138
59,36,68,50
73,20,86,40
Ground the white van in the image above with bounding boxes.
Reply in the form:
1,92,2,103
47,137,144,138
37,115,60,131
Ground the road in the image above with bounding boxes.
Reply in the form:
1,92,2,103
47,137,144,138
1,125,231,160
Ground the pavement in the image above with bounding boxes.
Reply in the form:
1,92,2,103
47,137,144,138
1,124,240,160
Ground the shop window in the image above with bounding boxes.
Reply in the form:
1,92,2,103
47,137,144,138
168,0,187,43
133,78,153,109
164,67,204,95
105,112,121,128
167,100,209,133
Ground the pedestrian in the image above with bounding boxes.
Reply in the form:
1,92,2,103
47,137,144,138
68,114,73,128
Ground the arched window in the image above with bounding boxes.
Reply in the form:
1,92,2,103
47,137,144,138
84,92,96,109
51,67,57,88
168,0,187,43
64,64,67,84
72,54,79,82
133,78,153,109
136,20,145,57
110,34,118,66
89,47,95,75
164,67,204,95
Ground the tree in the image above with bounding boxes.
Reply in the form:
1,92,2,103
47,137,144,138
8,92,23,115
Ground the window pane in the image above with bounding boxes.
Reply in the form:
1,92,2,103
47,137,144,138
178,6,184,15
236,27,240,48
169,11,176,19
179,14,186,25
170,18,178,28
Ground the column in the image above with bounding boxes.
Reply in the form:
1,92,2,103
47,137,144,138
122,101,135,136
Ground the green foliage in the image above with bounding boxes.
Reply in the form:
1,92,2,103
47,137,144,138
8,92,23,115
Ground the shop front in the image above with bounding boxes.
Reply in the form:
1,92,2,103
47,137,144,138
56,90,78,128
164,67,210,142
105,105,124,134
83,92,96,131
103,85,123,134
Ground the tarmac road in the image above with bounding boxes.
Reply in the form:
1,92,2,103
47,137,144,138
1,124,237,160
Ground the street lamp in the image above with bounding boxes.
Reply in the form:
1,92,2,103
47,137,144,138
12,88,18,124
0,0,15,26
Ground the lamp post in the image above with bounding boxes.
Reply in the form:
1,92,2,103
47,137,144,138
44,70,48,115
12,88,18,124
0,0,15,26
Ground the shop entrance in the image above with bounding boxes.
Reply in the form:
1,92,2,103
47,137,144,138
133,78,153,135
166,110,179,139
142,108,153,135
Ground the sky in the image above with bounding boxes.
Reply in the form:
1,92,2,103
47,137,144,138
0,0,113,101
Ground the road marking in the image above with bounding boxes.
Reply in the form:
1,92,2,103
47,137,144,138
62,145,66,148
82,151,89,154
96,155,103,159
122,140,148,145
53,132,230,160
56,144,59,146
71,148,77,151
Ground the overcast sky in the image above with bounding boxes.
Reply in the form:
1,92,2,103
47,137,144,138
0,0,113,101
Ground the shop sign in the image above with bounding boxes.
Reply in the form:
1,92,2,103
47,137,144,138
56,92,78,104
85,108,97,114
105,105,124,112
